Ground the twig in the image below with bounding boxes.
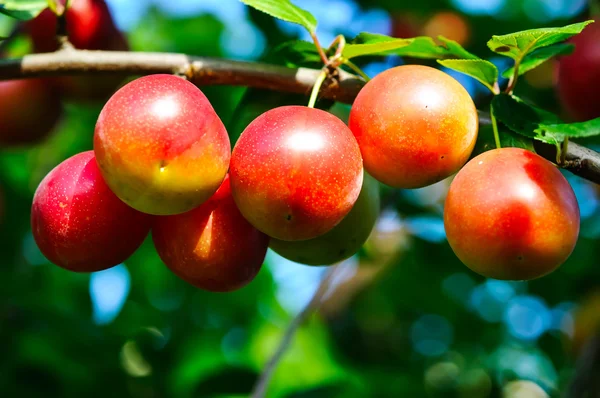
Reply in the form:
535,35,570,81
249,265,342,398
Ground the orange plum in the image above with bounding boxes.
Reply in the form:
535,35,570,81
94,74,231,215
444,148,580,280
230,106,363,241
349,65,478,189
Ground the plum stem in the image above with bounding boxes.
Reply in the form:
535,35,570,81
249,264,342,398
310,32,329,65
343,59,371,82
559,137,569,165
307,68,328,108
490,103,502,149
54,0,74,51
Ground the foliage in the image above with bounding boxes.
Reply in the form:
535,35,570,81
1,0,600,397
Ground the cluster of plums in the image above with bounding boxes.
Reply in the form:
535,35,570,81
30,62,582,292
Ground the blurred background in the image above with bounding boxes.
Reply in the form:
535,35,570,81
1,0,600,397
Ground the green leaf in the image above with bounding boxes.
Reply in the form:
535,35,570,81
383,35,478,59
491,93,563,147
501,43,574,78
239,0,317,33
437,36,479,60
342,33,412,59
535,117,600,139
437,59,498,93
270,40,322,67
0,0,47,20
487,20,593,60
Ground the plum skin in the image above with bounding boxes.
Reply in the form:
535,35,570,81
270,172,380,265
229,105,363,241
31,151,153,272
349,64,478,189
152,175,268,292
444,148,580,281
94,74,231,216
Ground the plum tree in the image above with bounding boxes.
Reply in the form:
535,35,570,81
26,0,129,100
0,79,61,146
270,172,380,265
94,74,231,216
31,151,153,272
229,105,363,241
556,18,600,121
349,65,478,189
152,175,268,292
444,148,580,280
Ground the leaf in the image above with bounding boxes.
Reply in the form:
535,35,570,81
438,59,498,93
239,0,317,33
487,20,593,60
491,93,563,147
0,0,47,20
270,40,322,67
535,117,600,139
502,43,574,78
384,35,479,59
342,33,412,59
437,36,479,60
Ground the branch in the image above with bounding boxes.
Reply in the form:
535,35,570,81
249,264,341,398
0,50,363,104
0,50,599,183
478,111,600,184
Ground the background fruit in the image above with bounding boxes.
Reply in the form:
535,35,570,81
349,65,478,189
26,0,129,101
0,79,61,147
230,105,363,241
556,18,600,121
270,172,380,265
152,175,268,292
444,148,580,280
423,11,470,46
31,151,152,272
94,74,231,216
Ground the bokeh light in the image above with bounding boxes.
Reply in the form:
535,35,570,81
89,264,130,325
411,314,454,357
504,295,552,341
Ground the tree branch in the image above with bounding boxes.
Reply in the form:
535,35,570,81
0,50,599,184
250,264,342,398
0,50,363,104
477,110,600,184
